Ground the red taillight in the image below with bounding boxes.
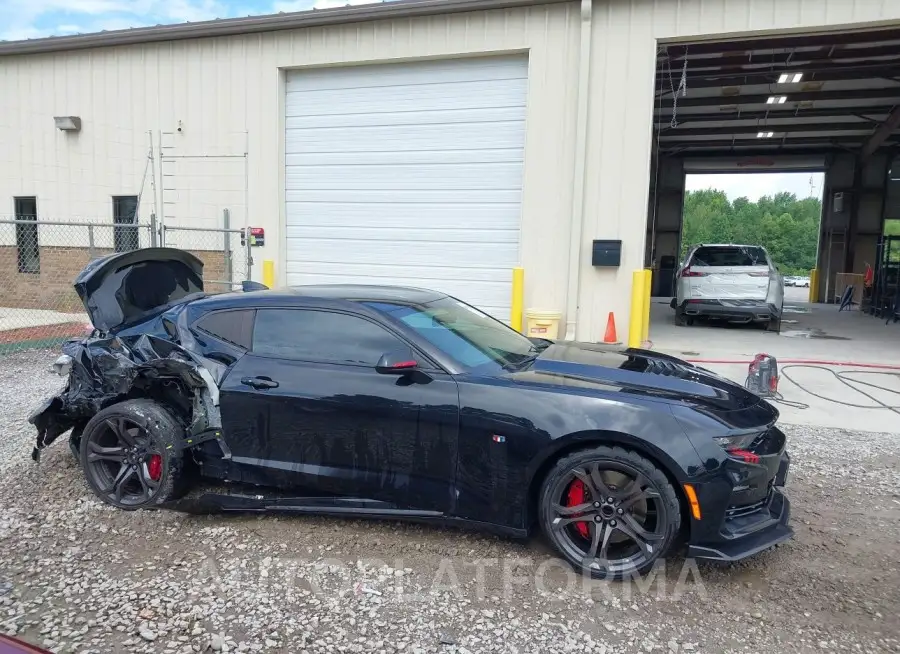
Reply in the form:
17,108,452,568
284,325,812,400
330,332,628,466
391,360,418,369
681,268,706,277
727,448,760,465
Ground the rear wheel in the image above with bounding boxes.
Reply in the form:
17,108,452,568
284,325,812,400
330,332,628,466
538,446,681,580
766,315,782,332
79,399,188,509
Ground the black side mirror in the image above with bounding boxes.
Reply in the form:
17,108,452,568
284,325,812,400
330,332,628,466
375,349,418,375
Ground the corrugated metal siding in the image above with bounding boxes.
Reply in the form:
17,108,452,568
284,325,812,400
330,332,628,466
0,5,579,311
2,0,900,331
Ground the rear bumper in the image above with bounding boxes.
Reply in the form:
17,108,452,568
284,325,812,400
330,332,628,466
682,299,779,322
687,451,793,562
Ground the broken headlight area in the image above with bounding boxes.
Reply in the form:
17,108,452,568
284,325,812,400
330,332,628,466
29,333,221,463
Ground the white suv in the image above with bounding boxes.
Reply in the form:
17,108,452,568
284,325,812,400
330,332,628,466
672,244,784,330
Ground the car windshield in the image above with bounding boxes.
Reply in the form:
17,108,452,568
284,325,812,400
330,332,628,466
691,246,767,267
363,297,538,370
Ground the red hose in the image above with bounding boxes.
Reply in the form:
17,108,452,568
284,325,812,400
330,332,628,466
685,357,900,371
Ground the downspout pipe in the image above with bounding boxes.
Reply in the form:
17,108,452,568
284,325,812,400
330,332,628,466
564,0,593,341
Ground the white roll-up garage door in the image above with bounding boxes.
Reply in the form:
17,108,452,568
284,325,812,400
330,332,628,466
284,55,526,320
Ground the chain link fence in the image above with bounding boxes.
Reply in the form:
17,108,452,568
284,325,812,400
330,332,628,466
161,210,252,294
0,213,251,355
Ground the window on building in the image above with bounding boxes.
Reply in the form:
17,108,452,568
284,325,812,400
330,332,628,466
252,309,406,365
113,196,140,252
15,197,39,274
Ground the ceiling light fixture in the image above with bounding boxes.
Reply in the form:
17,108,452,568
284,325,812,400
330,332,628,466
777,73,804,84
757,131,775,138
766,96,788,105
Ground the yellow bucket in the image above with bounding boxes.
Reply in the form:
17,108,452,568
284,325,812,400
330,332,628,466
525,309,562,340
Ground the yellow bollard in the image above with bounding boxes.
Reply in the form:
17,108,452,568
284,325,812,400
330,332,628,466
628,270,646,349
808,268,818,303
511,267,525,333
262,259,275,289
641,268,652,344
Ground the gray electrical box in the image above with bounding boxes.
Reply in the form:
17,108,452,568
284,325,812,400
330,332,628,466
591,240,622,267
833,192,845,213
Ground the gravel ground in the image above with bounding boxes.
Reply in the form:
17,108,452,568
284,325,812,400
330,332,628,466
1,349,899,654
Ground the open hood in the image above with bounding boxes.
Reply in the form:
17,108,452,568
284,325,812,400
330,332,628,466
74,248,204,332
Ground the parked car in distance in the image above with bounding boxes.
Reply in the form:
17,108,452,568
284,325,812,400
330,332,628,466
784,277,797,287
30,248,793,581
794,277,810,288
673,244,784,330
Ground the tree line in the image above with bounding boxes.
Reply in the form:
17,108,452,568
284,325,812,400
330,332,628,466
681,189,822,276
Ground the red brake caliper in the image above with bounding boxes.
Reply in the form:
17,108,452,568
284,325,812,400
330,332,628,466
566,480,590,538
148,455,162,482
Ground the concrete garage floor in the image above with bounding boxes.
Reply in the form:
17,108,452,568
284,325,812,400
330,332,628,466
648,287,900,433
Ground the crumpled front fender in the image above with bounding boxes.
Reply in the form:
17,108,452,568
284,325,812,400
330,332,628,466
29,333,221,462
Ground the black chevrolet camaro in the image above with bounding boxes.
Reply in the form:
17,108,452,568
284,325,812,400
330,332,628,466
31,248,793,580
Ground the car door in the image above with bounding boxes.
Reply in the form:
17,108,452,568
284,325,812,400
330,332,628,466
675,245,699,304
218,307,460,513
766,251,785,311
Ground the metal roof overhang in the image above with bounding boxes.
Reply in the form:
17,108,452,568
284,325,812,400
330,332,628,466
654,27,900,159
0,0,570,56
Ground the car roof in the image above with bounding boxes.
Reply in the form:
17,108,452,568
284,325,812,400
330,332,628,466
694,243,767,249
192,284,448,311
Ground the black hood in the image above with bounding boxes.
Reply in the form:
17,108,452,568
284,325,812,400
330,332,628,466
74,248,204,333
526,341,763,412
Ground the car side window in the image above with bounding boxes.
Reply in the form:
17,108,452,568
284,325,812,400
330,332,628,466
363,301,493,368
195,309,254,350
252,309,407,366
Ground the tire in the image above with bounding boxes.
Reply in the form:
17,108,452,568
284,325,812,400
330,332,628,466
674,306,687,326
538,446,681,581
79,399,189,510
766,316,782,332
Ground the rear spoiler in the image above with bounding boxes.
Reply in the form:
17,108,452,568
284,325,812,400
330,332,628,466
241,281,268,292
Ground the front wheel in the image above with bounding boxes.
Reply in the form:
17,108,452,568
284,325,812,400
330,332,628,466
538,446,681,580
79,399,189,509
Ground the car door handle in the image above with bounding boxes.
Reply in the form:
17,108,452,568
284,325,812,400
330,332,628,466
241,376,279,390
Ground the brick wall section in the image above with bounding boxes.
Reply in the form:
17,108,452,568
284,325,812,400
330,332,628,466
0,246,228,311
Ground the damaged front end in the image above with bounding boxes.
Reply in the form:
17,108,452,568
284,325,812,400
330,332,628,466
28,248,224,462
29,333,222,461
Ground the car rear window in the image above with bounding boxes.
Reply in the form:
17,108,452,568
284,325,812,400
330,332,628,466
195,310,255,349
691,246,767,267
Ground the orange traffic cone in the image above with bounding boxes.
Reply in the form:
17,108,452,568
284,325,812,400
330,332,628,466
603,312,618,344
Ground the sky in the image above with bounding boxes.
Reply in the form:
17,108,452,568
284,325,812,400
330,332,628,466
0,0,385,42
685,172,825,203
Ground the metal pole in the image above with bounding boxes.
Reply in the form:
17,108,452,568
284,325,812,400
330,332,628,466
245,227,253,283
88,225,96,259
150,213,158,247
223,208,233,286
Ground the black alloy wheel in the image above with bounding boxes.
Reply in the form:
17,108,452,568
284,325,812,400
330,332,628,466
79,399,187,509
84,416,162,506
539,446,681,580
